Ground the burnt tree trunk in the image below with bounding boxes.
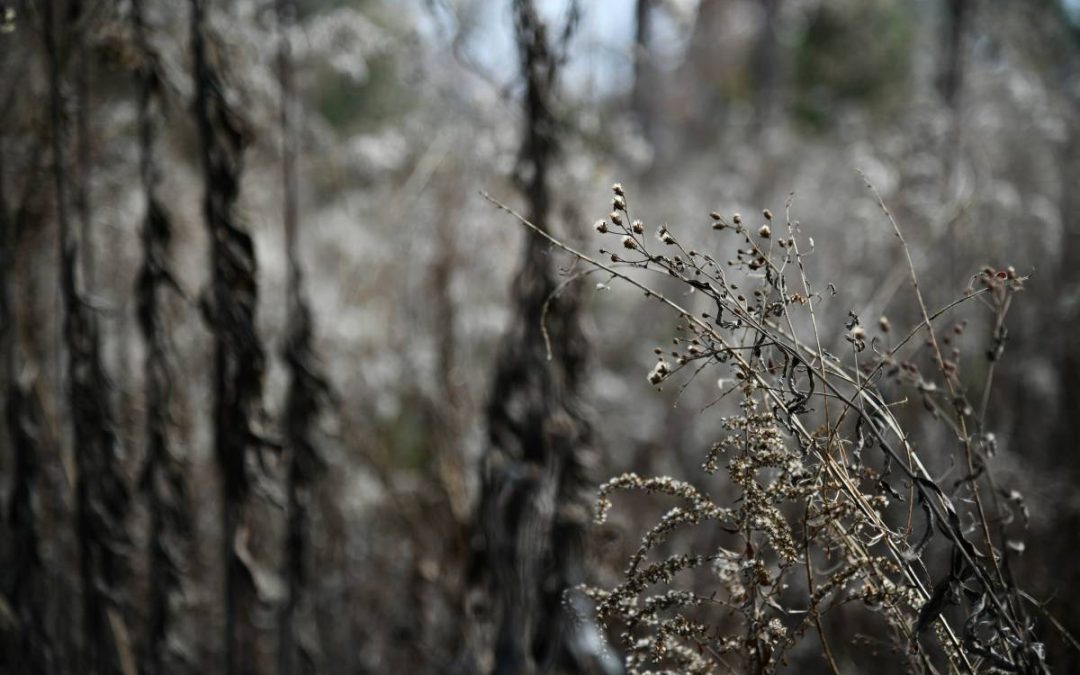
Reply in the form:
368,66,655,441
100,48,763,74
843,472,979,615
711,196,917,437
132,2,193,674
463,2,613,674
44,2,132,674
275,2,329,674
2,111,55,675
189,2,266,674
1046,72,1080,667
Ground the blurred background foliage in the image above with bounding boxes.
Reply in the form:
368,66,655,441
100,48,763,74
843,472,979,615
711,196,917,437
2,0,1080,672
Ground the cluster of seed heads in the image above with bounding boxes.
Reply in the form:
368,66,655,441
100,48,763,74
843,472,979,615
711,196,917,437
569,183,1040,673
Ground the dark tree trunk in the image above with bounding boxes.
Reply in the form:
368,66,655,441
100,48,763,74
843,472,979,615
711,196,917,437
189,2,265,674
44,2,132,674
74,2,94,289
1045,77,1080,668
462,2,614,674
2,111,55,675
132,3,193,674
275,2,329,674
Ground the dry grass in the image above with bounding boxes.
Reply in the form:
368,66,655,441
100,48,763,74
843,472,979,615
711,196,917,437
485,181,1050,674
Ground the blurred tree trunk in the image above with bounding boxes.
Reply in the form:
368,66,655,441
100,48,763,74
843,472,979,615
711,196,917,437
939,0,969,190
2,114,55,675
631,0,656,148
428,174,469,525
937,0,968,111
131,2,193,674
275,2,329,674
1046,76,1080,666
679,0,730,141
74,4,94,289
460,2,613,674
752,0,782,129
189,2,266,674
44,2,133,674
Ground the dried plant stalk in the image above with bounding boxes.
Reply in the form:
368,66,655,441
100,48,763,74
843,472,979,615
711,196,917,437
486,183,1048,674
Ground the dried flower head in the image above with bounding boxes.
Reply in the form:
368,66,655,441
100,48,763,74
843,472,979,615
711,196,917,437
492,184,1044,675
647,359,670,385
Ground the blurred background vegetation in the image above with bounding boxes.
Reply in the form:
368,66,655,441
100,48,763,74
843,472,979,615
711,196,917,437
2,0,1080,672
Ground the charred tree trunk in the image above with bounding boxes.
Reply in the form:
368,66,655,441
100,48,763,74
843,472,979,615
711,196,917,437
44,2,132,674
74,1,93,288
2,117,54,675
463,2,612,674
132,3,192,675
1046,74,1080,667
275,2,328,675
189,2,265,674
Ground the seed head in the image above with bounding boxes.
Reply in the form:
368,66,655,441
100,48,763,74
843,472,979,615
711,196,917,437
647,359,671,385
